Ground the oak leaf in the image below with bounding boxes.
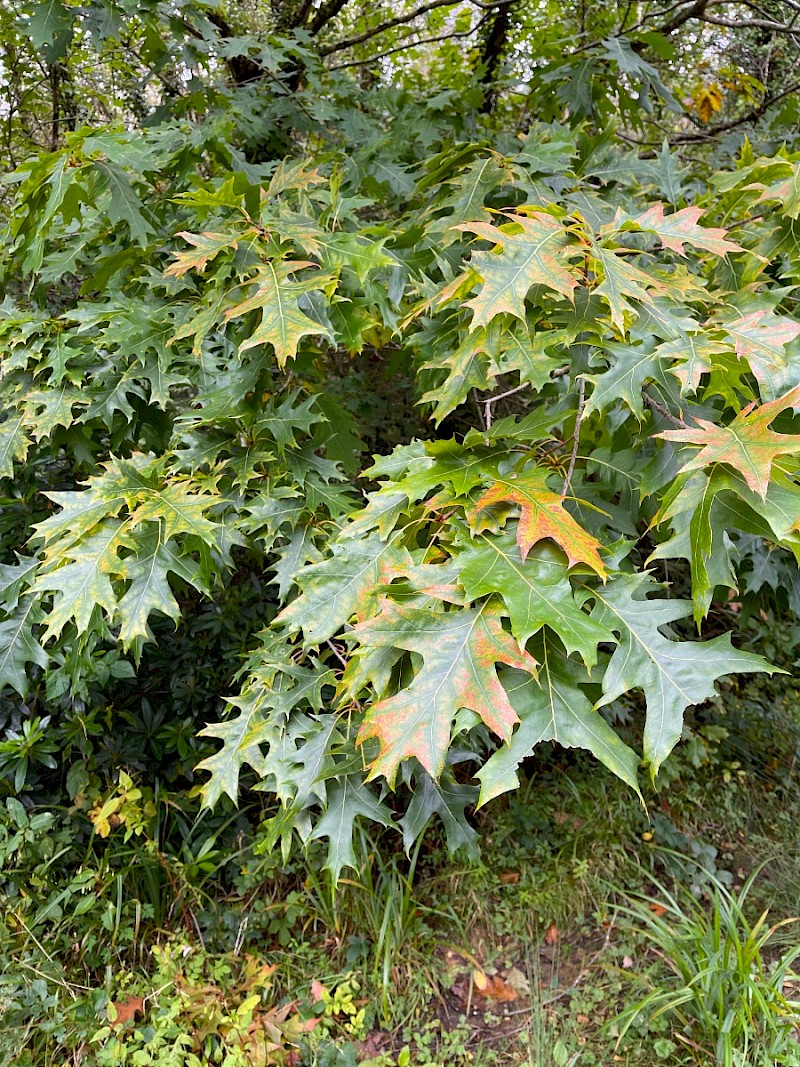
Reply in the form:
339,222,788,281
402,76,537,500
658,385,800,499
356,601,538,783
472,468,606,577
459,212,579,327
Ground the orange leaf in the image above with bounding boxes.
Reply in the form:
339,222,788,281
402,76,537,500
109,995,145,1027
657,384,800,499
472,468,606,577
483,974,518,1002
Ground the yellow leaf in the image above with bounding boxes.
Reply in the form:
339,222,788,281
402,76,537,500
693,84,724,123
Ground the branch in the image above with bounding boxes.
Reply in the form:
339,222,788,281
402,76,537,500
672,81,800,142
309,0,353,35
700,12,800,31
620,80,800,146
642,388,690,428
656,0,710,34
329,20,487,69
483,381,530,430
320,0,503,57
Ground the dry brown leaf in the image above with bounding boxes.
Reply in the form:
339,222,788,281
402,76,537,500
545,922,560,945
108,995,145,1027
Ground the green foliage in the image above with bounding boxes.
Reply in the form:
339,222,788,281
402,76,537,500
3,0,800,887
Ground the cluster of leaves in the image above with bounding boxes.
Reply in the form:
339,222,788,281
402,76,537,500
3,1,800,881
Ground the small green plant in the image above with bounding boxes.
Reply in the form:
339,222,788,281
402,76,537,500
615,863,800,1066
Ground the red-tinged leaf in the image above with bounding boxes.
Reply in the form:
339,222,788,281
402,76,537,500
720,310,800,391
621,204,743,257
658,385,800,499
480,974,518,1002
459,211,579,327
472,468,606,577
355,601,537,784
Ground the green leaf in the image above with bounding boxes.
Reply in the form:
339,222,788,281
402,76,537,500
583,340,664,417
35,523,124,641
276,535,413,646
117,528,207,652
460,212,579,327
419,323,499,423
0,599,48,697
309,777,394,883
587,573,775,779
356,600,538,784
198,657,333,808
399,770,479,857
476,637,641,806
24,0,74,61
224,261,335,367
0,414,30,479
94,161,154,246
458,534,610,667
590,240,664,332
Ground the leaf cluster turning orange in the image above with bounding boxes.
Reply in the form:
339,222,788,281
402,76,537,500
658,385,800,499
472,468,607,577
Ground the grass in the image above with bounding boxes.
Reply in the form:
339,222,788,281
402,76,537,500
614,861,800,1066
3,669,800,1066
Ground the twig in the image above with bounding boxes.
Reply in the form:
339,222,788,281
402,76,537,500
483,381,530,429
330,21,487,69
321,0,503,56
642,387,691,428
561,377,585,495
326,639,348,669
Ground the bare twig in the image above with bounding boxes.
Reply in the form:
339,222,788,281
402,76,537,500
326,639,348,669
320,0,504,57
330,19,487,69
561,377,585,495
483,381,530,429
642,387,690,428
